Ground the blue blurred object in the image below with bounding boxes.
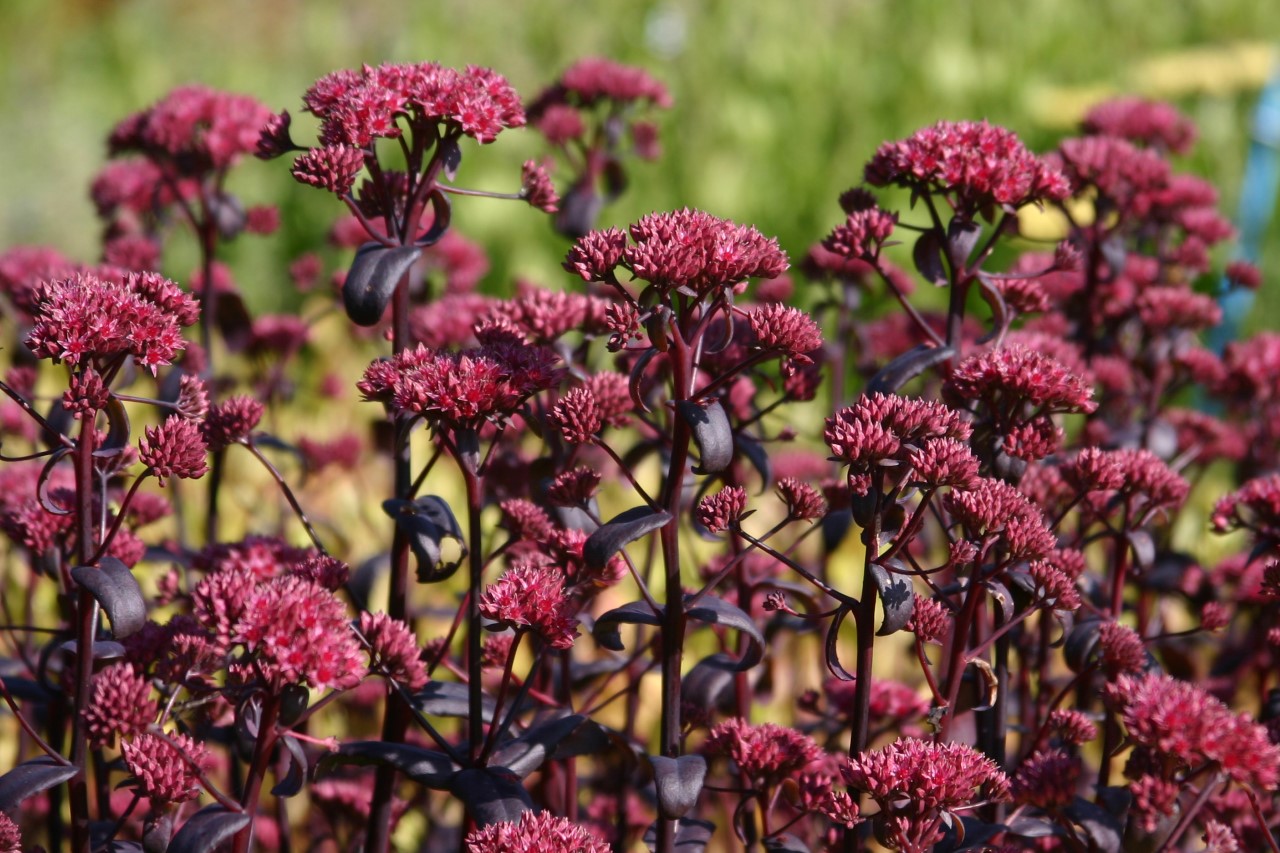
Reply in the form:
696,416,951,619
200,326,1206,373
1210,63,1280,353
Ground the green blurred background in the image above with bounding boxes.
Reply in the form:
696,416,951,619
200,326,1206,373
1,0,1278,320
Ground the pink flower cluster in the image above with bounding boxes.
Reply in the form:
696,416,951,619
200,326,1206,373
824,393,971,495
478,564,579,649
109,84,272,173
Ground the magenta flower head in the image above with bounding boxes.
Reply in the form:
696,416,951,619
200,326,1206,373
478,565,579,649
464,809,610,853
359,341,560,434
82,662,157,749
1082,97,1197,155
747,303,823,373
121,731,212,807
703,718,822,788
864,120,1070,214
696,485,748,533
109,84,272,174
822,204,899,262
202,395,265,451
359,611,428,690
565,209,788,303
824,393,970,496
234,575,366,692
842,738,1010,851
139,415,209,485
26,270,199,373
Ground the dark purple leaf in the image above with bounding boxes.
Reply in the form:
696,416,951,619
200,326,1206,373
383,496,466,583
681,653,739,715
554,175,602,239
1064,618,1103,674
1005,814,1058,838
643,818,716,851
736,434,772,494
270,734,307,798
946,218,983,266
0,674,52,704
649,754,706,819
97,397,132,457
489,713,610,779
319,741,457,789
343,242,423,327
821,511,852,554
439,137,462,181
975,273,1010,344
985,579,1015,624
213,289,254,353
411,680,503,722
1063,796,1123,853
1126,530,1155,573
824,606,855,681
602,158,628,202
912,230,949,286
136,810,172,852
686,595,764,670
208,190,246,240
593,600,663,652
628,347,660,413
0,756,76,811
450,767,534,827
70,557,146,639
234,694,262,761
679,399,733,474
870,564,913,636
37,447,73,515
584,507,672,572
57,639,125,663
166,805,251,853
866,343,954,395
763,834,811,852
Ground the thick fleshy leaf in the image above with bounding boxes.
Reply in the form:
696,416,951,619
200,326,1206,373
870,564,913,636
866,343,954,395
824,606,855,681
383,496,466,583
439,137,462,181
0,757,77,811
57,639,125,663
166,805,251,853
584,507,672,571
555,176,603,239
976,273,1010,344
450,768,534,827
343,242,423,327
0,673,52,704
946,218,983,266
685,595,764,670
1126,530,1155,574
642,817,716,851
985,579,1015,624
602,158,628,202
649,754,706,819
736,434,773,495
412,680,502,722
489,714,610,779
213,290,255,353
681,653,739,715
627,347,660,413
270,734,307,798
593,600,664,652
763,834,812,852
71,557,146,639
97,397,132,458
319,741,457,789
1064,618,1103,674
1063,796,1123,853
912,229,949,286
1005,814,1059,838
678,399,733,474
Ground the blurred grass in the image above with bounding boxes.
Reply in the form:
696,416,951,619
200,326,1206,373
0,0,1278,323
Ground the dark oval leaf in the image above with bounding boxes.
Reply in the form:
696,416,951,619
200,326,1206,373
213,290,255,353
678,399,733,474
1063,796,1124,853
685,595,765,671
71,557,146,639
824,605,856,681
602,158,628,202
343,242,423,327
681,653,739,715
270,734,307,798
736,434,773,495
488,714,609,779
912,229,949,286
643,817,716,851
946,218,983,267
57,639,126,663
450,767,534,828
985,579,1015,624
592,600,664,652
584,507,672,572
439,137,463,181
383,496,467,583
0,757,77,811
554,176,603,239
870,563,913,636
319,741,457,789
411,680,502,722
1064,618,1103,674
763,833,811,852
627,347,660,413
649,754,706,819
166,805,251,853
866,343,954,395
1126,530,1155,573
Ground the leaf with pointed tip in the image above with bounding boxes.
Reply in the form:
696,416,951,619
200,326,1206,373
678,399,733,474
343,242,423,327
824,605,855,681
0,674,52,704
866,343,954,395
488,714,610,779
686,595,764,670
0,757,76,811
71,557,145,639
649,754,706,819
1005,814,1059,838
912,229,949,286
439,137,462,181
763,834,811,852
643,818,716,851
57,639,126,663
946,218,983,266
985,579,1015,624
270,734,307,798
593,600,664,652
1126,530,1155,574
37,447,73,515
681,653,739,715
213,290,255,353
450,768,534,827
383,496,466,583
584,506,672,571
1063,796,1123,853
627,347,659,413
736,434,772,495
318,741,457,789
976,273,1010,344
412,680,503,722
870,564,913,636
97,397,132,457
602,157,628,202
166,805,251,853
